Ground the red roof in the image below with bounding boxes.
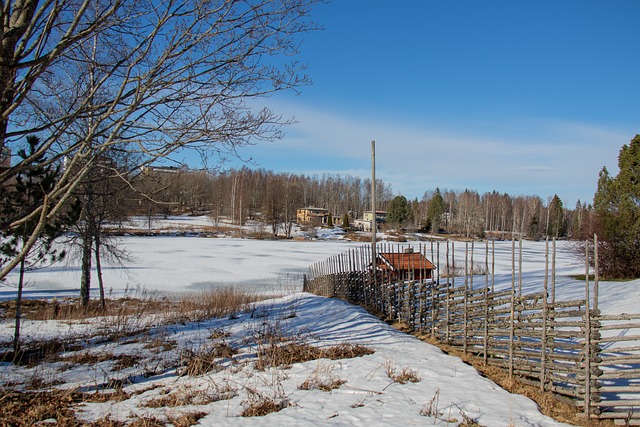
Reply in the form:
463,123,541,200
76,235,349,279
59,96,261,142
377,252,435,271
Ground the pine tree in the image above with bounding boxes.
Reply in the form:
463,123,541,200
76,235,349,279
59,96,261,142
594,134,640,278
387,195,411,226
427,188,446,232
0,136,77,354
342,213,350,229
547,194,565,238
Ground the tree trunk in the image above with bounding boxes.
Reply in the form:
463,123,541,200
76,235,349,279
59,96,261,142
80,233,93,307
13,257,26,355
94,230,105,311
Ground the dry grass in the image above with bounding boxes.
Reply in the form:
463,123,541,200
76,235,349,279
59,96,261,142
1,337,83,366
166,412,207,427
439,264,487,278
383,358,421,384
418,336,616,427
144,383,236,408
299,362,346,392
241,398,288,417
1,288,261,366
112,354,140,371
64,351,116,365
143,337,177,353
0,288,261,324
240,388,290,418
178,288,263,321
178,342,238,377
127,416,166,427
255,340,374,371
0,390,77,426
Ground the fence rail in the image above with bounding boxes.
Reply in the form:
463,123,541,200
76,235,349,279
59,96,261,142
303,238,640,424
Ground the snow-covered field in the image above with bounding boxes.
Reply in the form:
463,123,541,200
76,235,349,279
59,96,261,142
1,216,638,426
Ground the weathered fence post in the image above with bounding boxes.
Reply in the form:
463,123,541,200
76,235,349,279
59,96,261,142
541,237,549,392
446,240,452,343
463,242,469,354
509,237,515,380
584,239,592,418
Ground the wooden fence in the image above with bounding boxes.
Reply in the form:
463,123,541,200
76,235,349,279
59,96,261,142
304,238,640,425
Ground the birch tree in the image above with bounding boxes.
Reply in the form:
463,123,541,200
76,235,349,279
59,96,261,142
0,0,323,280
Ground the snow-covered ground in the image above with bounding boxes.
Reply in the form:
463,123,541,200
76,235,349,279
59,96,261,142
1,216,637,425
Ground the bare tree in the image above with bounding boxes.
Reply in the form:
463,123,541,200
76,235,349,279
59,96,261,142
0,0,323,280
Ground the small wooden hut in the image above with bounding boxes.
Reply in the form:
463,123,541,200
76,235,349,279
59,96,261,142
375,248,435,282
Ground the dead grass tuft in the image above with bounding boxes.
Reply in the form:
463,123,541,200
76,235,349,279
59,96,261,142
241,397,289,417
0,390,77,426
321,343,375,360
178,342,238,377
112,354,140,371
79,389,131,403
384,358,421,384
178,288,263,321
167,412,207,427
299,362,346,392
143,337,177,353
253,326,375,370
255,341,322,370
1,338,83,366
144,384,236,408
127,416,166,427
64,351,115,365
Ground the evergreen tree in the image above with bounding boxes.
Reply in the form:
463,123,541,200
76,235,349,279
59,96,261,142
594,135,640,278
547,194,565,238
342,213,350,229
427,188,446,232
387,195,411,226
0,136,77,354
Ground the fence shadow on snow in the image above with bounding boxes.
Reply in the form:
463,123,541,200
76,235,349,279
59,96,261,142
304,237,640,425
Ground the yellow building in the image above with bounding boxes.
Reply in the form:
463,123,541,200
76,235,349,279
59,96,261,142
296,207,329,225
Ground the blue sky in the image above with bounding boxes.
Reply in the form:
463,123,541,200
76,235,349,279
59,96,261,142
233,1,640,207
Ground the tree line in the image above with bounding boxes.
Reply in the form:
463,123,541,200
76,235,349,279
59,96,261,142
132,166,595,241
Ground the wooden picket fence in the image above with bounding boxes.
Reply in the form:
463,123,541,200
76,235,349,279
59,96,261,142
304,238,640,425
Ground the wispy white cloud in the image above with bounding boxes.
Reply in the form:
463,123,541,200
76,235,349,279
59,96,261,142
241,99,628,206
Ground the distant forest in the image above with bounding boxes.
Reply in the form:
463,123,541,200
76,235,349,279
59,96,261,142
126,167,593,240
